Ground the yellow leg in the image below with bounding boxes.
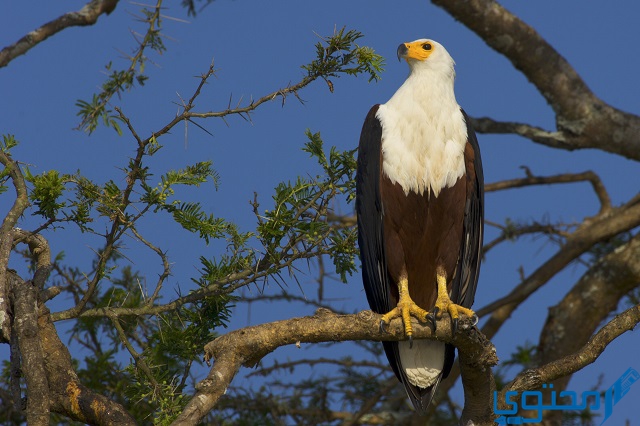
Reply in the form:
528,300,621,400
429,266,477,331
380,277,429,344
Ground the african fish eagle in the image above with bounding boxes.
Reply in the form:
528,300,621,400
356,39,484,413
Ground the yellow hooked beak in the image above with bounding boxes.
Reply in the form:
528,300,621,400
397,40,435,62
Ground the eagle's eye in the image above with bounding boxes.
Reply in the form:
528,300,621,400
422,43,432,51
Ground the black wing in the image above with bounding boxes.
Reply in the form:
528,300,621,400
451,108,484,309
356,104,392,315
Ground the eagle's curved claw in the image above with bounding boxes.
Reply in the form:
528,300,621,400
471,313,479,326
426,307,439,331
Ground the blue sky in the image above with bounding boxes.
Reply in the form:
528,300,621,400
1,0,639,423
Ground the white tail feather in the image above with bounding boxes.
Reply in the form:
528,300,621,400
398,339,445,388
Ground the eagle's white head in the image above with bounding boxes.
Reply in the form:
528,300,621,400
396,39,456,80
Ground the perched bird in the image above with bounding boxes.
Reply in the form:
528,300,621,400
356,39,484,413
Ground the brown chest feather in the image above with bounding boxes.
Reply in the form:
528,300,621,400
380,173,466,309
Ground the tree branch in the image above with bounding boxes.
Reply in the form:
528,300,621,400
5,229,54,424
434,0,594,118
539,233,640,371
33,281,137,425
173,309,498,426
531,230,640,423
52,245,326,322
433,0,640,160
477,200,640,337
151,70,319,146
128,225,171,305
0,0,119,68
482,221,568,257
10,274,49,425
469,117,569,150
503,303,640,397
12,229,52,290
484,169,611,214
0,151,30,342
107,311,161,390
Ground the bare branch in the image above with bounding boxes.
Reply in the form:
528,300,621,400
108,311,160,389
482,221,568,256
477,200,640,338
485,170,612,214
0,151,30,342
0,0,120,68
540,233,640,363
4,229,53,423
10,274,49,425
34,282,137,425
531,232,640,423
434,0,640,160
470,117,569,149
151,73,318,146
128,225,171,305
459,343,496,425
173,309,497,425
503,303,640,396
12,229,52,290
186,60,217,109
114,106,144,146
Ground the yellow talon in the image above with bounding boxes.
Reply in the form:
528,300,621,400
380,277,429,343
429,267,477,330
